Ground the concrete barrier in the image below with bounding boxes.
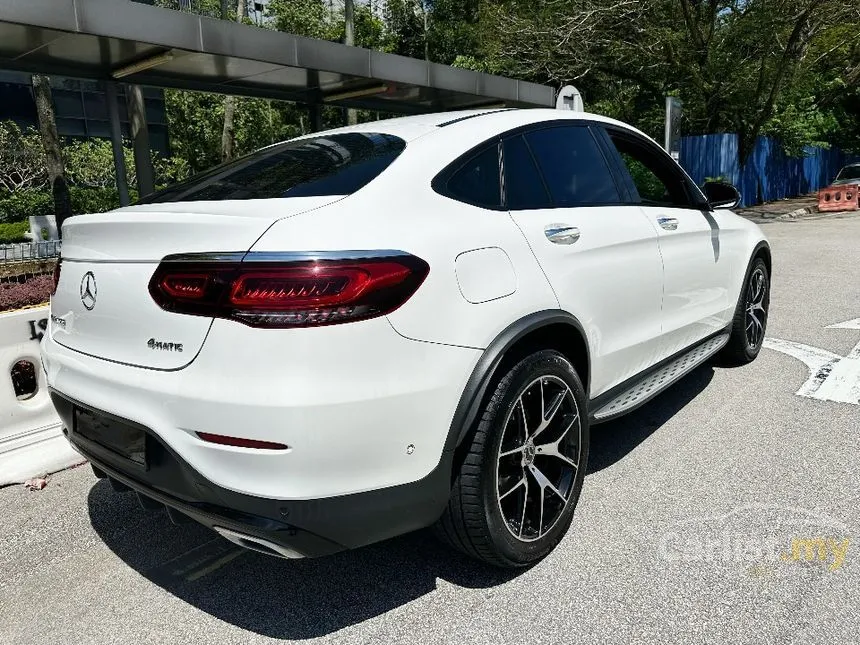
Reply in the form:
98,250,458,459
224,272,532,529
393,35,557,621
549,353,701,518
0,306,82,485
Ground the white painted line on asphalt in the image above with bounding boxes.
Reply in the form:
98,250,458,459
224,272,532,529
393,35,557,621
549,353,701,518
763,317,860,405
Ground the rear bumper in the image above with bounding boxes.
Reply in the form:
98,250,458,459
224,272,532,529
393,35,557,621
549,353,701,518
53,391,453,557
41,316,480,500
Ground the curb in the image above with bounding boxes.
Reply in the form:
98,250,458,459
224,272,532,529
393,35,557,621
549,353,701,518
777,207,815,220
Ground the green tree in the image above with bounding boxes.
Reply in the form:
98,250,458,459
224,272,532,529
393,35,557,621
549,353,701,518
478,0,860,160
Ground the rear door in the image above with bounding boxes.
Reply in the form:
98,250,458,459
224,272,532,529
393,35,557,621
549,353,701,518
504,124,665,398
601,127,732,355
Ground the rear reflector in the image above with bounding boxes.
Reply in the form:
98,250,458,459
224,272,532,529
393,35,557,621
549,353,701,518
197,432,289,450
149,251,429,328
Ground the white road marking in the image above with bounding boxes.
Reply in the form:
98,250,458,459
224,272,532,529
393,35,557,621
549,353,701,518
763,318,860,405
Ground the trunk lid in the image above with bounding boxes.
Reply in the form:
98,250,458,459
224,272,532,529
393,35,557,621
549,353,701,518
50,198,336,370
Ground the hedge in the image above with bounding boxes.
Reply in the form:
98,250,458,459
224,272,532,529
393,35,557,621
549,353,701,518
0,187,139,224
0,220,30,244
0,190,53,223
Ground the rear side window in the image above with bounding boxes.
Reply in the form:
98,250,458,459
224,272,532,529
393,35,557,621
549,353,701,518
138,132,405,203
524,126,620,206
445,145,502,209
503,135,552,210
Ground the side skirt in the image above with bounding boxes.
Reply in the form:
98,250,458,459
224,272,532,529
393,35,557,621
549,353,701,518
589,330,730,423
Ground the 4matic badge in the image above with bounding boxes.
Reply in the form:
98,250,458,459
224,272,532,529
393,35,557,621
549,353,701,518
147,338,184,352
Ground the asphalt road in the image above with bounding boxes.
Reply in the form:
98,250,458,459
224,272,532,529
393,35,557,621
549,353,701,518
2,212,859,645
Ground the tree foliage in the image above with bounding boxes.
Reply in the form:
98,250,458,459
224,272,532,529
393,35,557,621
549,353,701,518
7,0,859,219
477,0,860,157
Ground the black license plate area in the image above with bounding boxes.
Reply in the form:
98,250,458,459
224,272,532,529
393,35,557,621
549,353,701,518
74,407,147,467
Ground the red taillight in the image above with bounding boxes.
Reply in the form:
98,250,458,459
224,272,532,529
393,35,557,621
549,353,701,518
149,252,429,328
197,432,289,450
160,273,210,300
51,259,61,296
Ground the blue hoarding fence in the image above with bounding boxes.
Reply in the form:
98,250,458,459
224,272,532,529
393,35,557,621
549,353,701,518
679,133,857,208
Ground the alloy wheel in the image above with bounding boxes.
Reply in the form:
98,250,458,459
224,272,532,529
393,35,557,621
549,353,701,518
745,267,767,349
496,375,581,542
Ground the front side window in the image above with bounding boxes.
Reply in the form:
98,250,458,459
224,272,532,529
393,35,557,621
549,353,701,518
523,126,621,207
607,132,694,207
138,132,406,203
445,145,502,209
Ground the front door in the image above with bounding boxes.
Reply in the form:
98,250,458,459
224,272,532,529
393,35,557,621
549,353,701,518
602,127,732,355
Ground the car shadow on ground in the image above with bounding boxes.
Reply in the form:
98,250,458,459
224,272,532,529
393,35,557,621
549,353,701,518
588,364,714,473
87,364,714,640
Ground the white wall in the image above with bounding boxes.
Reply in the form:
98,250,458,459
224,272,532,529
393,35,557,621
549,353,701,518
0,306,82,485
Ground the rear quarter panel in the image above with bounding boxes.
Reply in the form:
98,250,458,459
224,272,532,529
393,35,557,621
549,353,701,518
249,127,559,350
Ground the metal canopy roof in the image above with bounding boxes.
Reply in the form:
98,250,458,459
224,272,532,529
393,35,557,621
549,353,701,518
0,0,556,113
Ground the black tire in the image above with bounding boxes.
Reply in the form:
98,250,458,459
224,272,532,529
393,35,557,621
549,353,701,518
435,350,589,568
721,256,770,365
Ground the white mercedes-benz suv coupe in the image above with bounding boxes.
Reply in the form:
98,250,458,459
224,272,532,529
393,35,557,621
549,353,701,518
42,108,770,567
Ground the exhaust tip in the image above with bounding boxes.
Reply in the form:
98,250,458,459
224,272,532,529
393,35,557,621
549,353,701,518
213,526,304,559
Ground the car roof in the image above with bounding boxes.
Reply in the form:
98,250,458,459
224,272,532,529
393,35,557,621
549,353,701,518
294,108,645,143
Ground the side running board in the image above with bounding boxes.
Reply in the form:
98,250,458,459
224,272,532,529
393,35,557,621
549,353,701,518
591,332,730,422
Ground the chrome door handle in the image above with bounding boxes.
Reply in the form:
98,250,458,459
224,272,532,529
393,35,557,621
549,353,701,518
544,224,581,245
657,217,678,231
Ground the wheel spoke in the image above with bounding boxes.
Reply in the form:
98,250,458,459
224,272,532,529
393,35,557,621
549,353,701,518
535,416,579,469
499,475,526,500
536,441,579,469
518,398,528,444
528,463,567,502
537,485,545,538
531,386,569,441
499,445,524,458
518,475,530,539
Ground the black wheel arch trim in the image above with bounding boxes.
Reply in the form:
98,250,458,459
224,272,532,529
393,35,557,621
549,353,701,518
444,309,590,452
752,240,772,271
733,240,771,310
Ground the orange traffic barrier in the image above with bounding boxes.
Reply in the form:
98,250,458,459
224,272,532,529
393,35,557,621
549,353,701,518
818,183,859,212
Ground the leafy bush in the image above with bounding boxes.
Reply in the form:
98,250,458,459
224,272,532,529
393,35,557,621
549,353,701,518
0,190,54,223
0,187,144,222
0,274,53,312
70,186,129,215
0,220,30,243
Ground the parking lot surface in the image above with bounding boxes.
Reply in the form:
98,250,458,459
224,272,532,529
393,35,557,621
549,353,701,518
2,213,858,645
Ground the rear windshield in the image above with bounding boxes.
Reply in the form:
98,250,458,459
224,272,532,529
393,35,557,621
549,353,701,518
137,132,406,203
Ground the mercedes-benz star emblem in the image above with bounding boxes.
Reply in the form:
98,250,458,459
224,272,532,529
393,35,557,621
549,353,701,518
80,272,97,310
